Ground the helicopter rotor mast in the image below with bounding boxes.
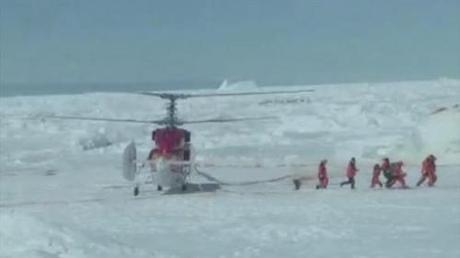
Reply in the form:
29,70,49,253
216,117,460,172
140,93,190,127
163,94,180,127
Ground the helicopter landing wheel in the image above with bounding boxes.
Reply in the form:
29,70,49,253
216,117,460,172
134,186,139,196
157,185,163,191
181,184,187,191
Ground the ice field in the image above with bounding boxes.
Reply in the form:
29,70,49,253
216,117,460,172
1,79,460,258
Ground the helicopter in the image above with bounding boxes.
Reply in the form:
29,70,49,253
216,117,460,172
46,88,314,196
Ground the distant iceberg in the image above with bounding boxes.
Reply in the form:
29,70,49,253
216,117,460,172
217,80,258,91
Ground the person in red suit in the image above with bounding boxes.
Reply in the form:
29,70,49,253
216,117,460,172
417,154,437,187
340,157,358,189
316,159,329,189
370,164,383,188
387,161,408,188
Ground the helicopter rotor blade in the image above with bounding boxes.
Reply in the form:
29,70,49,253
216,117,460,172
36,115,274,126
138,92,191,99
181,116,275,124
139,89,314,99
187,89,315,98
39,115,165,124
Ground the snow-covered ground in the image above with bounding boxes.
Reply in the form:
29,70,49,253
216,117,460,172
1,79,460,258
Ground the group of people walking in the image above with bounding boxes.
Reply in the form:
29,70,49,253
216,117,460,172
298,154,438,190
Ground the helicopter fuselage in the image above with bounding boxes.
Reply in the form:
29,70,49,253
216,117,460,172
145,127,192,190
148,127,191,161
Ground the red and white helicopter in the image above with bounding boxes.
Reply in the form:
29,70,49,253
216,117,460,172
48,89,314,195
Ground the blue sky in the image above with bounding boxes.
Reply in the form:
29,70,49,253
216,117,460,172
1,0,459,86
